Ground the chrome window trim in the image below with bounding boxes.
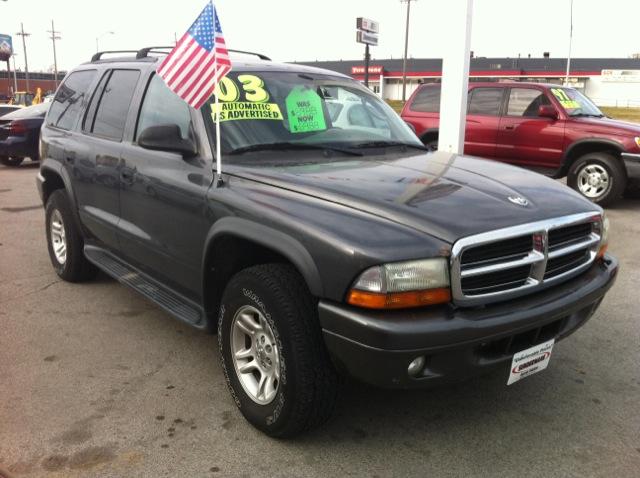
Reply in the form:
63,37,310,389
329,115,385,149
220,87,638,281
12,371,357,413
450,212,602,306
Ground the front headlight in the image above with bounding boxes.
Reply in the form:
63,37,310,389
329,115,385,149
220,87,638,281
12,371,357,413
346,258,451,309
635,137,640,149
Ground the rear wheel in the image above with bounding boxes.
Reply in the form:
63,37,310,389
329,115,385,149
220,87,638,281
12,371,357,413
218,264,338,438
45,190,97,282
0,156,25,167
567,152,626,206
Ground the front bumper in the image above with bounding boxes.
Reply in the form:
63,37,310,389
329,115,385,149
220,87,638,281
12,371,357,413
622,153,640,181
319,255,618,388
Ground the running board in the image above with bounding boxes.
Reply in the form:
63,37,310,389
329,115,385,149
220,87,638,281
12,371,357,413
84,245,204,327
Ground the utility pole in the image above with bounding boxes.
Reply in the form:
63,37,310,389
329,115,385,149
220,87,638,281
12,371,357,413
48,20,62,89
564,0,574,86
16,23,30,92
401,0,416,102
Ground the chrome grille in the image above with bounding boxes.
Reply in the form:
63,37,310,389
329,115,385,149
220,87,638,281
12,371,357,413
451,212,602,306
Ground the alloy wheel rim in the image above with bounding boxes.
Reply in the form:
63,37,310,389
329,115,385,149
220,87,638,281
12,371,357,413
577,164,610,199
50,210,67,265
230,305,281,405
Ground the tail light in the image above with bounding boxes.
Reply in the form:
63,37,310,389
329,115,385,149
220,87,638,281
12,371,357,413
10,121,28,136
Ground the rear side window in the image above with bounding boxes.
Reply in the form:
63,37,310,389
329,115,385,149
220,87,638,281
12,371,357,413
46,70,97,130
468,87,503,116
136,74,193,140
89,69,140,141
410,86,441,113
507,88,551,117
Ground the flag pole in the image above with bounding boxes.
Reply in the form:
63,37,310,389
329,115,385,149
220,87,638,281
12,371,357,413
214,56,223,185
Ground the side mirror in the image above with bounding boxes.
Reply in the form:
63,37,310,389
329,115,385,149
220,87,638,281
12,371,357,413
538,105,559,120
138,124,197,157
404,120,417,134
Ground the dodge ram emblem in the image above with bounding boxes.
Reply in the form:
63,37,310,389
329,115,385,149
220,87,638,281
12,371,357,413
508,196,529,206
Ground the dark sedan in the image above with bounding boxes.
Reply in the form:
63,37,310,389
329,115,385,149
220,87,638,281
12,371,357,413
0,102,49,167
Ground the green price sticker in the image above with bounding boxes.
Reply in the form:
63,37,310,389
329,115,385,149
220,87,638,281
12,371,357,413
285,87,327,133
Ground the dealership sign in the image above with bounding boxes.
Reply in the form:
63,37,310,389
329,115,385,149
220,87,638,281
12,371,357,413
601,69,640,82
0,34,13,62
351,65,384,75
356,17,379,46
357,17,379,34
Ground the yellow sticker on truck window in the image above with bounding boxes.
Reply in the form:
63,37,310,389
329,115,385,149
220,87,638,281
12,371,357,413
551,88,581,109
212,101,283,122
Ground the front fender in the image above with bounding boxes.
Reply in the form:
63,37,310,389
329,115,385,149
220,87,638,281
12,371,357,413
202,216,324,297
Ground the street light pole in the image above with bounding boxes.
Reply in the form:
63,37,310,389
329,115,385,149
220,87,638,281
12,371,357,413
95,31,114,53
401,0,416,102
16,23,30,92
564,0,574,86
48,20,62,89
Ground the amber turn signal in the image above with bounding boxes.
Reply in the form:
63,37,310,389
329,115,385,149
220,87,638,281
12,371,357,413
597,244,608,260
347,288,452,309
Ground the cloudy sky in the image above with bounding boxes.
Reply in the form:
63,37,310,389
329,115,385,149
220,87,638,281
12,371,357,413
1,0,639,72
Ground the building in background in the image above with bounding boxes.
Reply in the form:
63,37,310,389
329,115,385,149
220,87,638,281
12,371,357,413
298,57,640,107
3,57,639,107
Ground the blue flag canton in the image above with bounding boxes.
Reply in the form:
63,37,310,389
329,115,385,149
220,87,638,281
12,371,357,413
189,2,215,51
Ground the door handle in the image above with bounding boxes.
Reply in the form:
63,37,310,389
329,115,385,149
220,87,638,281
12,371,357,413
504,125,515,130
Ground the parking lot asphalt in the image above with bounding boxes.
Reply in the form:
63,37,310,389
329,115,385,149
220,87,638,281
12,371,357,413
0,163,639,478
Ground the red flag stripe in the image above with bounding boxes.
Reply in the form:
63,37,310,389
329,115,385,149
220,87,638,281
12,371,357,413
165,42,204,87
157,35,192,76
167,48,209,91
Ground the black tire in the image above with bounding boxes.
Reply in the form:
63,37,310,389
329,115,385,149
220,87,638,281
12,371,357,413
45,190,97,282
567,152,627,207
0,156,25,167
420,136,438,151
218,264,338,438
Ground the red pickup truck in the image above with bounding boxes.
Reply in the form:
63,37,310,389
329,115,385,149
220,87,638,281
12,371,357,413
401,82,640,206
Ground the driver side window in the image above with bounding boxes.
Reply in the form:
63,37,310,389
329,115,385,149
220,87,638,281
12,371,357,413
136,75,193,141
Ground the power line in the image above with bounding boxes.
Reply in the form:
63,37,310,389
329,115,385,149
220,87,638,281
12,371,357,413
47,20,62,88
15,22,30,92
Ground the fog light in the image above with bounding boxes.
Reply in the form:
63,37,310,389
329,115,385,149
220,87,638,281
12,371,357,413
408,356,426,377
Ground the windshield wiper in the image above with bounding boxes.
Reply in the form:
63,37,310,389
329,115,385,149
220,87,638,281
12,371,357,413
228,142,363,156
349,140,429,151
570,113,605,118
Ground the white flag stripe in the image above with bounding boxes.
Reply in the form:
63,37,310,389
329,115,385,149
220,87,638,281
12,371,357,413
182,57,219,104
157,36,193,76
166,48,208,90
183,65,219,105
189,64,229,107
162,40,201,85
176,54,217,97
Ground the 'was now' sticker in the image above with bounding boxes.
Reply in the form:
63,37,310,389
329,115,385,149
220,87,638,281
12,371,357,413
285,87,327,133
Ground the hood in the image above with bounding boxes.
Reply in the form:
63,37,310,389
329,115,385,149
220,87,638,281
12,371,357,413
229,151,601,244
571,116,640,136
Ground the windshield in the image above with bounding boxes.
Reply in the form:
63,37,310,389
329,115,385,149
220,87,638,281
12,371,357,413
550,87,604,117
202,71,422,159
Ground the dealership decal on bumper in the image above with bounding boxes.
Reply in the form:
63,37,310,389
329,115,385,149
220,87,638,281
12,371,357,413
507,339,555,385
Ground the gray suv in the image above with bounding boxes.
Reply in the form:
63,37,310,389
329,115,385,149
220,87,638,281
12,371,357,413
37,47,618,437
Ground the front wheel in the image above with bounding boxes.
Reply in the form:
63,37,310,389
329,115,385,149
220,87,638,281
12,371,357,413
0,156,25,167
567,152,627,207
218,264,338,438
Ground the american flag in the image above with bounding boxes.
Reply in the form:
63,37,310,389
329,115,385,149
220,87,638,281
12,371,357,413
157,1,231,109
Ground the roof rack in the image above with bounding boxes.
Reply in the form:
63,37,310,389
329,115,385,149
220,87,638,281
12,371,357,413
93,47,272,63
136,46,174,59
91,50,139,62
227,49,271,61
